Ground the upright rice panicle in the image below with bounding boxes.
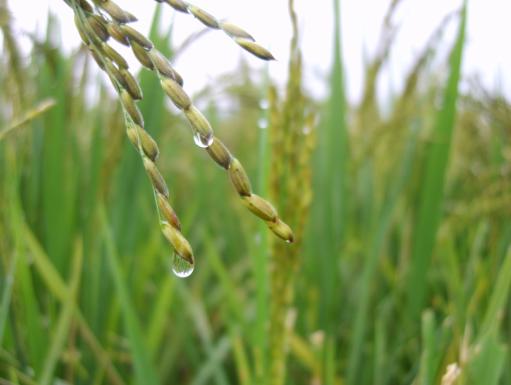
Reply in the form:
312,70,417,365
267,0,317,383
65,0,293,276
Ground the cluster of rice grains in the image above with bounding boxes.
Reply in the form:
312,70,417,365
66,0,293,277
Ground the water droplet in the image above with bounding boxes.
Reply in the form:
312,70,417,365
193,132,214,148
259,99,269,110
171,253,194,278
258,118,268,129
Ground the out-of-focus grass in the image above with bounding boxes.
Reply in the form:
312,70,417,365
1,1,511,385
311,1,348,382
406,0,467,319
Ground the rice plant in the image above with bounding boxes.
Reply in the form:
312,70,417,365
1,0,510,384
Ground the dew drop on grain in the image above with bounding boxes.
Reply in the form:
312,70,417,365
193,132,214,148
171,253,194,278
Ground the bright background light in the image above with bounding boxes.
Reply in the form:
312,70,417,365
7,0,511,101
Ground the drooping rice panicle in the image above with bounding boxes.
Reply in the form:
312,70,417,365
66,0,293,274
153,0,275,60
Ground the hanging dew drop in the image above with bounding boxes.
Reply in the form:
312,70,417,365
171,253,194,278
193,132,214,148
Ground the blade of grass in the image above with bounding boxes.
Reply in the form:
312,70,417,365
315,1,348,382
147,276,175,355
6,146,47,375
22,218,125,385
347,130,418,384
417,310,438,385
0,147,22,349
100,205,160,385
82,95,109,336
373,307,387,385
39,240,82,385
203,235,253,384
289,332,321,376
177,283,230,385
190,336,231,385
0,99,55,141
465,333,506,385
406,1,468,318
322,0,348,247
204,237,244,323
458,240,510,384
0,251,17,347
39,21,77,274
479,246,511,339
232,332,252,385
10,142,120,385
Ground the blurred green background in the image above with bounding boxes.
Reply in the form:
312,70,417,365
1,0,510,384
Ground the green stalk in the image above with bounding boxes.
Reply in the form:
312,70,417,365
252,66,271,384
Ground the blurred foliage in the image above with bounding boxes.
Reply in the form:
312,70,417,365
1,1,510,385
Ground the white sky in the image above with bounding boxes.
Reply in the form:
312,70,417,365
6,0,511,102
